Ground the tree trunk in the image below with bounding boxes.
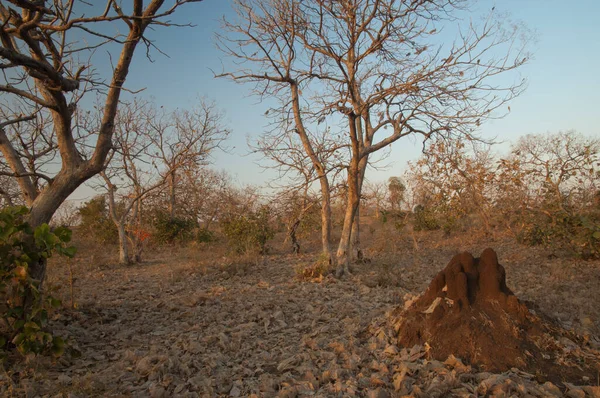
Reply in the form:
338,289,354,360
169,171,176,219
351,206,362,263
117,221,130,265
27,170,95,282
336,175,360,276
336,149,360,277
133,198,144,263
319,177,333,262
290,82,332,261
288,219,301,254
350,155,368,262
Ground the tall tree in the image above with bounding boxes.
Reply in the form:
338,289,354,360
219,0,530,275
97,98,229,264
217,0,340,261
388,177,406,212
0,0,203,283
151,99,230,219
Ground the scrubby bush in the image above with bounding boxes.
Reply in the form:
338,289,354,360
195,228,215,243
412,205,441,232
151,212,197,244
296,253,333,280
0,206,75,360
221,206,274,254
517,210,600,259
77,196,118,244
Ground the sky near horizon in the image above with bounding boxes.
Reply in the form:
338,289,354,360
67,0,600,201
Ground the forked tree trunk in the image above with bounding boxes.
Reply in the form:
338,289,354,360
290,83,332,261
336,181,360,276
336,146,360,276
27,169,97,282
103,173,134,265
336,110,369,276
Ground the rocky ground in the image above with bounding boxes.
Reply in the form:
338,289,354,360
1,233,599,397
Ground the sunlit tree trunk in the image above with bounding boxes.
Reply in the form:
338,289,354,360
351,154,368,262
336,115,360,276
291,84,333,261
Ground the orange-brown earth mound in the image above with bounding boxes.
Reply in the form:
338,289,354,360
391,248,600,383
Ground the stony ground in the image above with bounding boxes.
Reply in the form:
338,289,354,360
1,233,600,397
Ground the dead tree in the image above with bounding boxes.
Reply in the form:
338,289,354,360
97,98,226,265
218,0,531,276
149,99,230,220
218,0,351,262
0,0,203,284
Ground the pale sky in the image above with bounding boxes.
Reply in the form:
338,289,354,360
68,0,600,202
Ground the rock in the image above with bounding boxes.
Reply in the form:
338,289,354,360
229,385,241,397
566,389,586,398
57,374,72,386
149,383,165,398
541,382,562,397
581,386,600,398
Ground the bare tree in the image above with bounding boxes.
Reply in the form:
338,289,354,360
98,99,157,264
405,139,495,233
505,131,600,215
0,0,203,282
250,113,347,259
168,166,232,232
98,98,226,264
149,99,230,219
218,0,531,275
363,180,387,220
217,0,340,262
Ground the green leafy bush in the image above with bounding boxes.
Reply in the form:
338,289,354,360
151,212,197,244
77,196,118,244
195,228,215,243
412,205,441,232
0,206,76,360
517,211,600,259
221,206,274,254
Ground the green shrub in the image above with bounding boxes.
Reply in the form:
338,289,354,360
77,196,118,244
380,210,408,232
412,206,440,231
152,212,197,244
221,206,274,254
0,206,75,360
195,228,215,243
517,211,600,259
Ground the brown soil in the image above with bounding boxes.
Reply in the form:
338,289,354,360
392,248,600,384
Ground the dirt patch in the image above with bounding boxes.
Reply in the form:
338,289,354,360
2,237,600,396
391,248,600,384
